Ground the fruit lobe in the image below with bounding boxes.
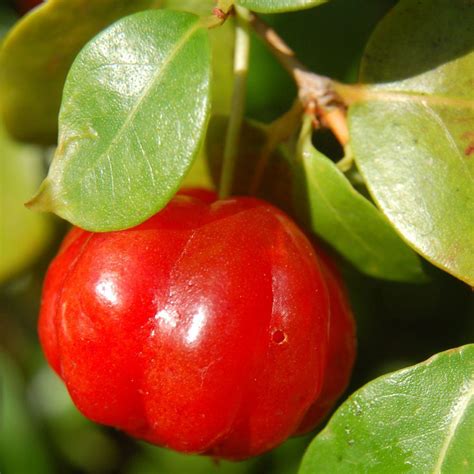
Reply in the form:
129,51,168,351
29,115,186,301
39,189,355,459
295,250,356,434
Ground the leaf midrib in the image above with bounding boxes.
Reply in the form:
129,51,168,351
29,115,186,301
433,378,474,473
66,19,201,192
349,87,474,111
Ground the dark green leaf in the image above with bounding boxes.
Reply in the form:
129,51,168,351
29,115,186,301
29,10,211,232
0,0,159,144
0,5,17,42
0,123,51,283
236,0,326,14
294,137,426,282
206,115,294,214
299,344,474,473
348,0,474,285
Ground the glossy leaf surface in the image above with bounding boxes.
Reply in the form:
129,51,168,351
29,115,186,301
0,124,51,282
348,0,474,285
161,0,234,115
29,10,211,232
0,0,158,144
295,138,426,282
161,0,235,190
300,344,474,473
237,0,326,14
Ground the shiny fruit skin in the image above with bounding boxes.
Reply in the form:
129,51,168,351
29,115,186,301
38,190,355,459
295,250,356,434
180,189,356,436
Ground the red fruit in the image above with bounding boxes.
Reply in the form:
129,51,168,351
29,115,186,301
178,187,217,204
39,189,355,459
14,0,42,15
295,250,356,434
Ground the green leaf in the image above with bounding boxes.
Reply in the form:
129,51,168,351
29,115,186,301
29,10,211,232
294,137,426,282
160,0,235,190
161,1,234,114
0,124,51,283
299,344,474,474
236,0,326,14
161,0,216,16
348,0,474,285
0,0,159,144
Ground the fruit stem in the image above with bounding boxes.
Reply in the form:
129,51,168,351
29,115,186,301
247,12,349,147
219,5,251,199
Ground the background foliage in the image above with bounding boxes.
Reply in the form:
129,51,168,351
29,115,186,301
0,0,472,473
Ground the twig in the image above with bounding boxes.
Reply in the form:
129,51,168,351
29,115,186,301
247,12,349,147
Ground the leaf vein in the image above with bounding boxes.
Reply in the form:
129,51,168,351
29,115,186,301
80,20,200,194
433,377,474,473
422,104,474,185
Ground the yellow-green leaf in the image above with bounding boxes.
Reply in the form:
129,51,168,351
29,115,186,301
348,0,474,285
0,0,159,144
0,124,51,282
29,10,211,232
295,137,426,282
237,0,326,14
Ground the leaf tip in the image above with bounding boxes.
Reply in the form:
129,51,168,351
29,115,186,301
25,179,56,213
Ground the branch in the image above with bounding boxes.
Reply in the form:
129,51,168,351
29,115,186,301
247,12,349,146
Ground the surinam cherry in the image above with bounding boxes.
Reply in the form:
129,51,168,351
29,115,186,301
39,188,356,460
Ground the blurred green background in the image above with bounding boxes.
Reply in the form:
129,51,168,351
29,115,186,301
1,1,473,473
